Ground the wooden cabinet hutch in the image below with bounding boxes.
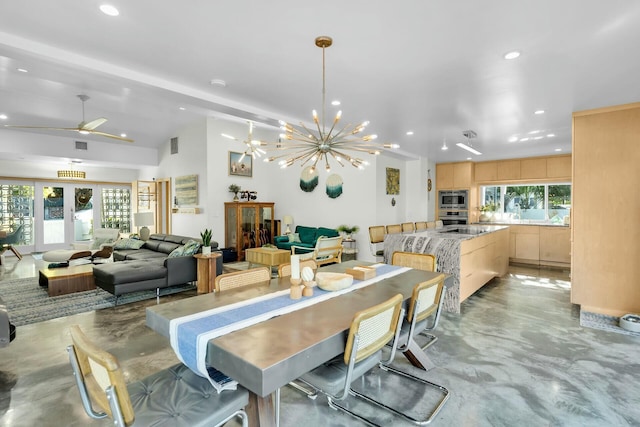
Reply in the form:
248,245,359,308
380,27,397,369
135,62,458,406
224,202,275,261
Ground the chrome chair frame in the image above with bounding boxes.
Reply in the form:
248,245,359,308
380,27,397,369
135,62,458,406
351,275,450,425
296,295,405,426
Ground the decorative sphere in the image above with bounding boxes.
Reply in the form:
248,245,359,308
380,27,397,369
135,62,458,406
301,266,315,282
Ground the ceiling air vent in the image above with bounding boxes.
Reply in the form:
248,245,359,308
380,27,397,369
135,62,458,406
75,141,88,150
170,137,179,154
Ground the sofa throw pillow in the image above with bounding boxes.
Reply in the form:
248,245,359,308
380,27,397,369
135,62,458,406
287,233,301,243
168,245,185,258
113,238,146,250
182,239,201,256
90,237,114,250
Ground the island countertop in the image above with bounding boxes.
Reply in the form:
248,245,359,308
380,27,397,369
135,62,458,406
384,225,510,313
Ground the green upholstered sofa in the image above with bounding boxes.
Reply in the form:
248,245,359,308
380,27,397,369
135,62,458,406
274,225,339,252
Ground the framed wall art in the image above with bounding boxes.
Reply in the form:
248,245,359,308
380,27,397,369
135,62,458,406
175,174,198,206
386,167,400,195
228,151,253,177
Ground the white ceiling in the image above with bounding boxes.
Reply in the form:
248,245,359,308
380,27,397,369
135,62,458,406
1,0,639,167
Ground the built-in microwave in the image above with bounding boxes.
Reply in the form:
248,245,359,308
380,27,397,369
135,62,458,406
439,190,468,210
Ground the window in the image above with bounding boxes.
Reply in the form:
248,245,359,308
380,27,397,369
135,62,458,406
480,183,571,223
0,184,35,244
101,188,131,233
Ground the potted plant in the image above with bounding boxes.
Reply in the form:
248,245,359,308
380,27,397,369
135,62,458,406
336,224,360,240
200,228,212,255
479,203,498,222
228,184,241,201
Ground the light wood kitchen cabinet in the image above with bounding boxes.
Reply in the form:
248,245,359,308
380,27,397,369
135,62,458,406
520,158,547,179
435,163,454,189
539,227,571,265
453,162,473,188
497,160,521,180
436,162,473,189
474,161,497,182
515,231,539,262
546,156,571,178
508,225,570,267
571,102,640,316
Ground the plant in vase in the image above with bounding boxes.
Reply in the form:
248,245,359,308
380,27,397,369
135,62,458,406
228,184,241,201
336,224,360,240
200,228,212,255
479,203,498,222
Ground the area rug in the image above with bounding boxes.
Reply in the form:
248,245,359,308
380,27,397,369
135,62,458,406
580,310,640,337
0,277,195,326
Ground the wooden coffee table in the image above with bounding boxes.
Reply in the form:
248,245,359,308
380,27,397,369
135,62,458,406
39,264,96,297
245,247,290,270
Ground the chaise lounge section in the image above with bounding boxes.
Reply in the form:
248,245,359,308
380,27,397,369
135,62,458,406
274,225,339,252
93,233,222,304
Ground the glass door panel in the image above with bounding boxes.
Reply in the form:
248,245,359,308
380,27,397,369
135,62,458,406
42,186,65,245
240,206,256,249
74,187,94,241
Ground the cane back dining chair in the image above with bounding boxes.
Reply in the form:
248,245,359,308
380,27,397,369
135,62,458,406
368,226,386,260
391,251,436,272
278,259,317,278
214,266,271,292
386,224,402,235
391,251,440,350
351,274,450,425
401,222,415,233
414,221,428,231
297,294,405,425
67,325,249,427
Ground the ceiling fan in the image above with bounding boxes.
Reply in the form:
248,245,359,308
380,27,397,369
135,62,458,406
4,94,134,142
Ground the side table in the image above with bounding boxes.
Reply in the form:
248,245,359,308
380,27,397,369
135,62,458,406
342,239,358,262
193,252,222,294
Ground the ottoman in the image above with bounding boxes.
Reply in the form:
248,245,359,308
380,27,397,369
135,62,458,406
93,260,167,305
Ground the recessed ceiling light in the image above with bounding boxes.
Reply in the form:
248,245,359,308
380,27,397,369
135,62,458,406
441,140,448,150
533,136,544,140
529,130,541,134
406,131,414,136
466,157,472,160
504,51,521,60
0,114,7,120
508,136,518,143
534,110,545,115
547,133,555,137
179,107,186,111
210,79,227,87
520,137,530,142
17,68,28,73
331,100,341,106
100,4,120,16
554,148,562,152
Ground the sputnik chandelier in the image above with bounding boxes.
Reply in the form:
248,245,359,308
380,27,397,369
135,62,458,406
263,36,398,172
221,120,267,162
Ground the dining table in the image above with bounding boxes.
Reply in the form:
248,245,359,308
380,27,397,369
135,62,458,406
146,260,445,427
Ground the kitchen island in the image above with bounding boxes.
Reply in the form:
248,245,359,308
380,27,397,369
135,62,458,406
384,225,509,313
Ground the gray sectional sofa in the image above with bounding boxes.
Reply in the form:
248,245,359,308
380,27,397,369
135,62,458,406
93,233,222,303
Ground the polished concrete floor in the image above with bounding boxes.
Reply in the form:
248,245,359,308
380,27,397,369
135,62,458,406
1,256,639,426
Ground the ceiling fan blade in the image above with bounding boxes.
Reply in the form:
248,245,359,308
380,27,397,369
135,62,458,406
80,117,108,131
88,130,134,142
4,124,81,131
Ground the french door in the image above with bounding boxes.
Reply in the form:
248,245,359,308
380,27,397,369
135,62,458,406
34,183,100,252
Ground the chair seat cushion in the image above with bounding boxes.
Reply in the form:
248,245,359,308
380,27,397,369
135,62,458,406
299,350,382,396
42,249,92,262
127,363,248,427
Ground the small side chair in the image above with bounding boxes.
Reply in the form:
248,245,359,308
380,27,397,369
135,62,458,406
368,225,386,260
386,224,402,234
67,325,249,427
401,222,415,233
